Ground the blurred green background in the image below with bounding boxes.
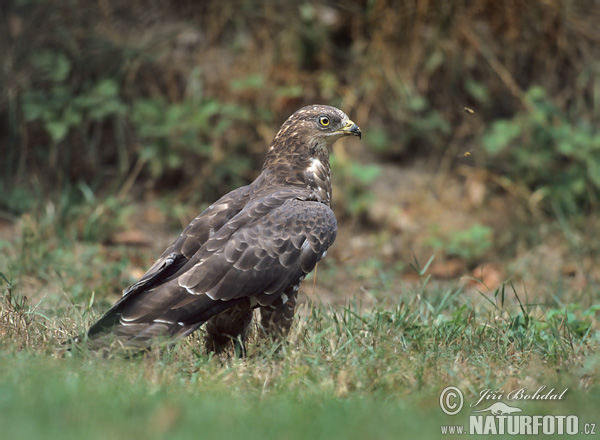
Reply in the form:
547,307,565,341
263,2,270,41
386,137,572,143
3,0,599,214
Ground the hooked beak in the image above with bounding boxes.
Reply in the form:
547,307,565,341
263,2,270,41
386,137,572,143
339,119,362,140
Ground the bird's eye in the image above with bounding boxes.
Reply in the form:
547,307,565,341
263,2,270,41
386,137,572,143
318,115,330,127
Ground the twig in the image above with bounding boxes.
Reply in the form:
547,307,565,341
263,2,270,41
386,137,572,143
460,26,535,113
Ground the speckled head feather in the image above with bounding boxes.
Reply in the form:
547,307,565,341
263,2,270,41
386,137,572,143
265,105,360,165
75,105,360,355
261,105,361,204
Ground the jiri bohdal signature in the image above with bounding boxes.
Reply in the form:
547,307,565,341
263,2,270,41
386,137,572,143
470,386,568,408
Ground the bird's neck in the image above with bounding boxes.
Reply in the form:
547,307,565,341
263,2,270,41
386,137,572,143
261,142,332,205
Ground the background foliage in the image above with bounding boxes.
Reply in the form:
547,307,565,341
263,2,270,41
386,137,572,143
2,0,600,217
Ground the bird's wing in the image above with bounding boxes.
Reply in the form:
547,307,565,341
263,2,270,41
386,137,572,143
84,185,250,342
87,192,336,346
177,195,337,302
120,184,253,299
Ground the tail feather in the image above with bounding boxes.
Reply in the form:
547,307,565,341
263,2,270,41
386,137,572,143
69,290,247,354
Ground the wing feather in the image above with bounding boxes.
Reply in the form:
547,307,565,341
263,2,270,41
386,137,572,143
86,189,337,348
177,198,336,300
120,185,252,298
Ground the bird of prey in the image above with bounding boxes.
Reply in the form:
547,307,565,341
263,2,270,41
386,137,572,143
80,104,361,354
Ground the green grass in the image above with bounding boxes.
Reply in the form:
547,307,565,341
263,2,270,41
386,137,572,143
0,198,599,439
1,277,598,439
0,354,448,440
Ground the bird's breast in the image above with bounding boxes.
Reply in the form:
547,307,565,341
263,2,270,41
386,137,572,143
303,158,332,205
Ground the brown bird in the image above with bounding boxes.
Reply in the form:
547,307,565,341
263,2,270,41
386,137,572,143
80,105,361,354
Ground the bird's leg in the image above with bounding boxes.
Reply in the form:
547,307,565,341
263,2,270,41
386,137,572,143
259,288,298,342
204,300,253,356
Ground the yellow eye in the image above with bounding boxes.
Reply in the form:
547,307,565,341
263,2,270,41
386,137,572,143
319,116,330,127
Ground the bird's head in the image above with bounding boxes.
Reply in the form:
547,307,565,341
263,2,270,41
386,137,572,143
286,104,361,144
259,105,360,203
265,104,361,164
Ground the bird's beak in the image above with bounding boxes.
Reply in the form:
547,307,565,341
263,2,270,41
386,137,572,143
339,119,361,140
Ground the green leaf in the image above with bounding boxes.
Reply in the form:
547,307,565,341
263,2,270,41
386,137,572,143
465,79,489,103
348,162,380,184
366,127,390,152
21,90,46,121
230,74,265,92
483,120,522,155
30,50,71,82
407,95,427,112
45,121,69,143
276,84,303,99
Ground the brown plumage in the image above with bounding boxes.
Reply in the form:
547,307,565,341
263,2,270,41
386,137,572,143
81,105,361,354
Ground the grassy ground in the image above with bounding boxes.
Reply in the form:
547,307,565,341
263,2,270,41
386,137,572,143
1,194,599,439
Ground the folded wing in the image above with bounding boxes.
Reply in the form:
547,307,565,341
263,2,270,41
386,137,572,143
86,193,336,350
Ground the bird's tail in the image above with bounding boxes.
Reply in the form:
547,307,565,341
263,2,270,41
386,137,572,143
64,294,246,355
